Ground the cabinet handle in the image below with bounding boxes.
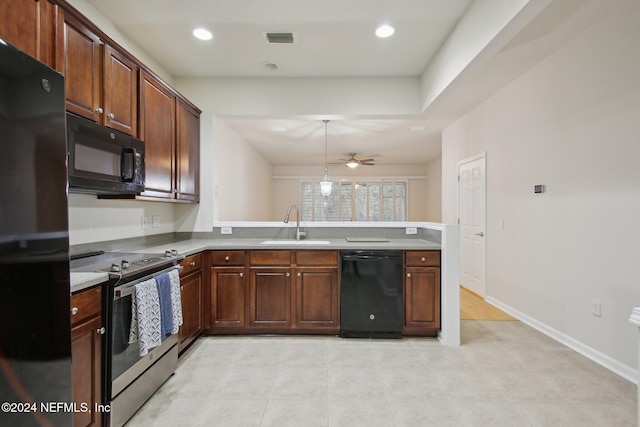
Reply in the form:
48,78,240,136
107,112,115,119
239,272,244,278
71,307,79,315
421,257,426,262
225,256,230,261
297,272,301,277
407,273,411,278
286,272,290,277
97,327,105,335
190,261,196,266
95,107,103,114
180,286,184,291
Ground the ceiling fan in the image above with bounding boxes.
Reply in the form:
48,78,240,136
333,153,376,168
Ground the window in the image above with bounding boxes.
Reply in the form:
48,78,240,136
301,179,407,221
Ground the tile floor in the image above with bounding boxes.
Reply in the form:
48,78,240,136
125,321,636,426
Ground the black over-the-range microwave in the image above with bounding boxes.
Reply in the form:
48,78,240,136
67,113,145,194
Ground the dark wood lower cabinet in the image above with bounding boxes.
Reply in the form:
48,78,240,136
210,266,246,328
295,267,339,329
403,251,441,336
70,285,103,427
248,267,292,328
178,257,203,353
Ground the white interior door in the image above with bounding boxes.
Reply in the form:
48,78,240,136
458,154,486,296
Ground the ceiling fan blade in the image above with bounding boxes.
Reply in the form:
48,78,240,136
360,161,375,166
359,158,375,163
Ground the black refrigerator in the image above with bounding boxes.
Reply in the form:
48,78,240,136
0,41,72,426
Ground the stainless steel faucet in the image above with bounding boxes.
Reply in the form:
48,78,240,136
283,204,306,240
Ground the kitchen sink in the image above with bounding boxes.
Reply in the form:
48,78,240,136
260,240,331,245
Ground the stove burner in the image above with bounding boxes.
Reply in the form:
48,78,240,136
132,257,165,266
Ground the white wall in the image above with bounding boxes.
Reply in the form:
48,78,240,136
424,158,442,222
68,194,175,245
442,0,640,374
213,118,273,221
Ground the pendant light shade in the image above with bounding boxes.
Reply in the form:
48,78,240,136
320,120,333,197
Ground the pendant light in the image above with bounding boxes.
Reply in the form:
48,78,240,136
319,120,333,197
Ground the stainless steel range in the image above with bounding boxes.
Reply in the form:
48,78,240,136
71,250,184,427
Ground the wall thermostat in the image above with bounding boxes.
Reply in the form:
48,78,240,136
534,184,546,194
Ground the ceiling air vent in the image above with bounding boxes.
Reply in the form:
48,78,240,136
265,32,295,44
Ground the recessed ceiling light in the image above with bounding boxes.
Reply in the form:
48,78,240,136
375,24,395,38
263,61,279,70
192,28,213,41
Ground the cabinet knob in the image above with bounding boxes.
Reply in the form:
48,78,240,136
225,256,230,261
97,327,105,335
107,112,115,119
421,257,426,262
180,286,184,291
71,307,79,315
239,272,244,278
286,272,290,277
297,272,301,277
190,261,196,266
407,273,411,278
95,107,103,114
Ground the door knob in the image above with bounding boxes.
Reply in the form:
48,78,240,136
474,232,484,237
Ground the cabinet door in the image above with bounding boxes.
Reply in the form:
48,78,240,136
71,286,103,427
71,315,102,427
176,100,200,202
178,270,202,352
403,267,441,334
103,45,138,136
248,267,291,328
211,267,245,328
139,70,175,199
0,0,57,68
294,267,339,330
61,12,102,122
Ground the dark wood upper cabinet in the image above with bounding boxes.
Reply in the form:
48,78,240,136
59,12,102,122
103,44,138,135
176,100,200,202
0,0,59,68
138,70,176,199
59,11,138,136
1,1,201,203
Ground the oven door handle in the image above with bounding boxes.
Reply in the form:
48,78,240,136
114,264,183,300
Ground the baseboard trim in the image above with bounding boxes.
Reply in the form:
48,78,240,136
484,295,639,385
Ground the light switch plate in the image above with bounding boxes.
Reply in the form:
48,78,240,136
152,215,160,228
220,227,232,235
406,227,417,235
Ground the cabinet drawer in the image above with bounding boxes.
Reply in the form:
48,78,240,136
210,250,245,266
249,250,291,266
180,253,202,276
70,285,102,327
295,250,339,266
405,251,440,267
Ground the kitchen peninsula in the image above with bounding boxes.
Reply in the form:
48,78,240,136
70,222,460,347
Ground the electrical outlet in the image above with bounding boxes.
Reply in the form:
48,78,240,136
220,227,232,235
141,216,148,229
405,227,417,235
152,215,160,228
592,299,602,317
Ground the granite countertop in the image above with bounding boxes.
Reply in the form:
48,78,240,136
70,237,441,293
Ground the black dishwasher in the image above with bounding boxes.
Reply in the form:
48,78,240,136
340,250,403,338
